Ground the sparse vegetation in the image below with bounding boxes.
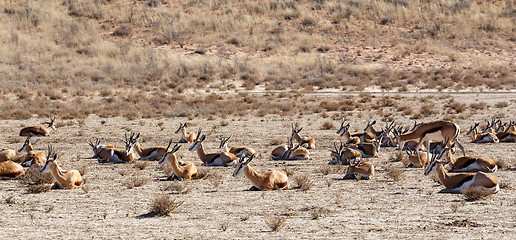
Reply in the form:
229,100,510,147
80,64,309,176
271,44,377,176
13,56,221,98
462,188,493,202
293,174,313,191
125,176,149,189
386,167,404,182
149,195,183,217
265,217,286,232
165,182,190,194
134,161,149,170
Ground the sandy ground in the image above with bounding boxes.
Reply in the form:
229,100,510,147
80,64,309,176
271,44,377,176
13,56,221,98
0,93,515,239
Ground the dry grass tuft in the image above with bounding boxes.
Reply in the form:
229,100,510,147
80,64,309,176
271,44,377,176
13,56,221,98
317,165,334,175
126,176,149,189
461,188,493,201
20,166,55,186
265,216,286,232
495,159,508,170
78,165,88,176
192,168,213,180
386,167,404,182
220,220,230,231
4,195,16,204
310,207,329,220
27,184,52,194
389,151,406,163
134,161,150,170
270,138,283,146
165,182,190,194
321,121,334,130
293,174,313,191
149,195,183,217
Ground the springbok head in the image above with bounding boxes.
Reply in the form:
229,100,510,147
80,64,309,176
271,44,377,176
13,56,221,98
233,153,255,177
188,128,206,151
158,139,181,165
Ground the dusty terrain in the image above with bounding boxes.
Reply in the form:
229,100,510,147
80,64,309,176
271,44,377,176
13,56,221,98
0,93,515,239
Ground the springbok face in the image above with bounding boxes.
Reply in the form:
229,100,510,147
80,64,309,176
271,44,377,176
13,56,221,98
363,120,376,132
466,123,480,135
188,128,205,151
88,138,101,152
218,136,231,148
18,136,37,152
124,132,140,155
175,123,186,134
336,120,349,135
41,145,55,173
232,154,254,177
423,160,438,176
158,139,181,165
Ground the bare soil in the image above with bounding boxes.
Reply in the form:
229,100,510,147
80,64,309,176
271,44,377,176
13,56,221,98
0,93,515,239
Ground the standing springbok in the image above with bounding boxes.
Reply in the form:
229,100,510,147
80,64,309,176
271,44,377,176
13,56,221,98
466,122,499,143
343,158,374,180
291,123,316,149
18,135,46,167
328,142,361,165
219,136,257,158
41,145,83,189
188,128,237,166
132,134,168,160
397,120,465,166
159,139,197,181
233,154,288,191
424,150,499,194
271,137,310,160
0,148,16,162
19,117,56,136
176,122,197,143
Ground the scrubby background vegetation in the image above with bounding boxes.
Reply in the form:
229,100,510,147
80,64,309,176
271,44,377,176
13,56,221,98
0,0,514,119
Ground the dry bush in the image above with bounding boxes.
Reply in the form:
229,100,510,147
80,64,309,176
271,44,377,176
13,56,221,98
78,165,88,176
310,207,329,220
293,174,313,191
165,182,190,194
321,121,334,130
494,102,508,108
265,217,286,232
461,188,492,201
283,168,295,177
126,176,149,189
134,161,150,170
220,220,230,231
270,138,283,146
389,151,406,163
27,184,52,194
20,166,55,186
386,167,404,182
113,24,133,37
317,165,334,175
495,159,508,170
192,168,213,180
4,195,16,204
149,195,183,217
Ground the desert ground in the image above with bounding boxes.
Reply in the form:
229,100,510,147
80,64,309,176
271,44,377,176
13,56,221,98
0,93,514,239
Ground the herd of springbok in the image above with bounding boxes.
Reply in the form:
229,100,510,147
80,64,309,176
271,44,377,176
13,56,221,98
0,117,514,194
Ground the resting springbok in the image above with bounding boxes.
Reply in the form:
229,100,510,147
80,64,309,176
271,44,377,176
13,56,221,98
103,132,139,163
291,123,316,149
176,122,196,143
424,150,499,194
19,117,56,136
18,135,46,167
397,120,465,167
466,122,499,143
344,158,374,180
337,120,375,143
87,138,114,162
348,136,383,158
405,149,428,168
435,139,497,172
189,128,237,166
219,136,257,158
41,145,83,189
132,134,168,160
0,148,16,162
496,121,516,142
159,139,197,181
0,159,24,178
328,142,361,165
271,137,310,160
233,154,289,191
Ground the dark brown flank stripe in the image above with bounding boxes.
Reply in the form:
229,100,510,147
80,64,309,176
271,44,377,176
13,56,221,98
450,175,474,189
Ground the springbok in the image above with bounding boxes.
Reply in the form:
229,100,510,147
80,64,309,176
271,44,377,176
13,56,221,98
19,117,56,136
132,134,168,160
337,120,375,143
424,151,499,194
87,138,114,162
218,136,257,158
328,142,361,165
348,136,383,158
0,148,16,162
405,149,428,168
343,158,374,180
397,120,465,166
466,122,499,143
188,128,237,166
41,145,83,189
159,139,197,181
436,140,497,172
271,137,310,160
18,135,46,167
175,122,197,143
0,160,24,178
496,121,516,142
291,123,316,149
233,154,288,191
105,132,139,163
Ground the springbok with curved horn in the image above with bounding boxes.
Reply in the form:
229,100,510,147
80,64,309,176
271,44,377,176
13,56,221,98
131,134,168,161
19,117,56,136
466,122,499,143
0,148,16,162
233,153,289,191
86,138,114,162
405,149,428,168
328,142,361,165
219,136,257,158
159,139,197,181
424,149,499,194
108,132,139,163
189,128,237,166
291,123,316,149
436,139,497,172
343,158,374,180
41,145,83,189
347,135,383,158
271,137,310,160
397,120,465,167
18,135,46,167
337,120,375,143
496,121,516,142
175,123,197,143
